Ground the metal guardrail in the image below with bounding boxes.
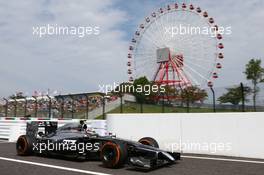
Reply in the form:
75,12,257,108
0,122,10,140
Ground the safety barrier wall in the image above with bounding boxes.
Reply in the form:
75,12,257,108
0,118,107,142
107,113,264,159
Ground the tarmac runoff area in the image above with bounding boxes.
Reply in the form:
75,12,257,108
0,142,264,175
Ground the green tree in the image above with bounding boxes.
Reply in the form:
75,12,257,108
180,86,208,104
112,82,134,96
244,59,264,111
163,85,180,97
218,85,251,106
132,76,151,104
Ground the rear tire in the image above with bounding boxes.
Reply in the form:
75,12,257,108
138,137,159,148
16,135,33,156
100,142,127,168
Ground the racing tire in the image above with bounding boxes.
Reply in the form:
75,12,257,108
138,137,159,148
100,142,127,168
16,135,33,156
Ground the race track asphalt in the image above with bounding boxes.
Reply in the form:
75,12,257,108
0,142,264,175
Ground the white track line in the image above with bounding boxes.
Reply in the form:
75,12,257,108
182,155,264,164
0,157,111,175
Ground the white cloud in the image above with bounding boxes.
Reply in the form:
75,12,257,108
0,0,128,96
191,0,264,87
0,0,264,97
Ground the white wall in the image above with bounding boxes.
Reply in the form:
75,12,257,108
107,113,264,159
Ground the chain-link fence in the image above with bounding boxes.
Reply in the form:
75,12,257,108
0,93,119,119
107,82,264,114
1,83,264,119
205,83,264,112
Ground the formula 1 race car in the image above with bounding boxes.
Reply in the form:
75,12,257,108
16,121,180,170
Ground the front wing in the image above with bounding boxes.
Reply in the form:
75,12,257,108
127,146,180,170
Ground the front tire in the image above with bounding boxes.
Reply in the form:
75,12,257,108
100,142,127,168
138,137,159,148
16,135,33,156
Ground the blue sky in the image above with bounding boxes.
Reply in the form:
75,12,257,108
0,0,264,98
116,0,187,38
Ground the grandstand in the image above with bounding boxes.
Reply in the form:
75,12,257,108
0,92,119,119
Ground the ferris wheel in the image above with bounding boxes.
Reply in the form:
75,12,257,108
127,3,224,89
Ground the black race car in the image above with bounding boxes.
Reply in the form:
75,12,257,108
16,121,180,170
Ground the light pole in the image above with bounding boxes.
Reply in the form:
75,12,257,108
85,95,89,119
58,96,65,118
240,82,245,112
69,95,74,119
32,96,38,118
161,92,165,113
210,87,216,112
14,98,17,117
120,94,123,113
47,95,52,118
102,95,106,119
24,97,27,117
3,98,8,117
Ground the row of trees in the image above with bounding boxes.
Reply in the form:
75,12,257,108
218,59,264,111
4,59,262,112
115,59,264,111
113,76,208,105
132,77,208,104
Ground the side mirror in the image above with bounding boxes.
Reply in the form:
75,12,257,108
38,132,44,137
109,132,116,138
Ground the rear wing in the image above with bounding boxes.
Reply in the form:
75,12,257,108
26,121,58,138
